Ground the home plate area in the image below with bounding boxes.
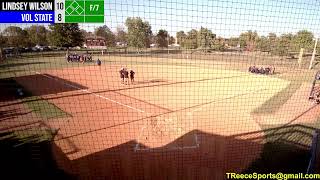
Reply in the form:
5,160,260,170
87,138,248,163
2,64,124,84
134,112,200,151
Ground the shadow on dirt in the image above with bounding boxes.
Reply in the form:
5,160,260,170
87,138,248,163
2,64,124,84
51,124,317,179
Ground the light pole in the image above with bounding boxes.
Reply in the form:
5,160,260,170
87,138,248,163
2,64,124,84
309,37,318,70
167,32,169,55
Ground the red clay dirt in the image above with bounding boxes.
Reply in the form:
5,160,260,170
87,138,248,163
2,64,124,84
11,65,264,179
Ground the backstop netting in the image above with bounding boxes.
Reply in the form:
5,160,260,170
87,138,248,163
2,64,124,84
1,0,320,179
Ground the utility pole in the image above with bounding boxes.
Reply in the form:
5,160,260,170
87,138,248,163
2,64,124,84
309,38,318,70
167,32,169,55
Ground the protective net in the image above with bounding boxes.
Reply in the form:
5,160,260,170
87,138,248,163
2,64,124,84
1,0,320,179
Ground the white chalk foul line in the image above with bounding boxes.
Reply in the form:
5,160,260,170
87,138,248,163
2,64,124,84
33,71,146,113
33,71,199,152
34,71,200,151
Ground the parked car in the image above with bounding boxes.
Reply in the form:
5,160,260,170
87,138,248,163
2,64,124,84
48,46,56,50
24,47,32,52
3,47,19,57
3,47,14,54
16,47,25,53
42,46,51,51
56,47,67,51
31,47,40,52
34,45,50,51
35,45,43,51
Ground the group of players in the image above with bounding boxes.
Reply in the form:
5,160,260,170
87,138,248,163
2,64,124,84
96,59,136,85
66,53,93,63
248,65,275,75
96,58,135,85
119,67,135,85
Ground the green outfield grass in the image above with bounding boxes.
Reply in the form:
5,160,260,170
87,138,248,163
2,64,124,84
23,96,70,119
0,54,96,79
253,82,302,114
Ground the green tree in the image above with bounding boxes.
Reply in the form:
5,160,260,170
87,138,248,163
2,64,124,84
94,25,116,47
149,33,156,44
212,37,226,51
228,37,240,47
2,26,29,47
256,36,270,52
184,29,198,49
280,33,293,53
80,29,91,37
268,33,277,50
268,33,277,42
176,31,187,47
169,36,175,45
156,29,169,48
25,25,48,46
115,26,127,44
239,30,259,51
197,27,215,51
293,30,314,51
125,17,152,48
0,34,7,47
268,33,294,56
0,34,6,61
48,24,84,47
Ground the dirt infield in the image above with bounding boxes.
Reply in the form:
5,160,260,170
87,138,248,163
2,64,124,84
11,63,295,178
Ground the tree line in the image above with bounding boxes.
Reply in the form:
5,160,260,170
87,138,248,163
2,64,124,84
0,17,318,56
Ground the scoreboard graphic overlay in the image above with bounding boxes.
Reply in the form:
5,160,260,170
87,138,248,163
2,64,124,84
0,0,104,23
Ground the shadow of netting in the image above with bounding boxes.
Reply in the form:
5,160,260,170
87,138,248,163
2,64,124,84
49,124,319,178
0,75,87,103
244,124,316,173
15,74,88,96
0,78,26,102
0,109,32,122
0,130,74,180
51,129,263,179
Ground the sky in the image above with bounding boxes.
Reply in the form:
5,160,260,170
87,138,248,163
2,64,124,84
1,0,320,38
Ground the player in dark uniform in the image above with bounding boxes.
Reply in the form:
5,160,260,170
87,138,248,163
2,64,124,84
96,58,101,66
119,68,124,84
123,68,129,85
130,69,135,84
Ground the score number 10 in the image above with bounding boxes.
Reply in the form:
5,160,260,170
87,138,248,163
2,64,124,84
55,0,65,23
